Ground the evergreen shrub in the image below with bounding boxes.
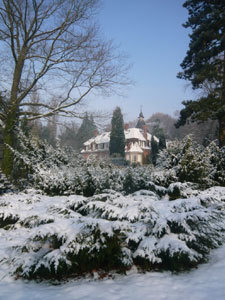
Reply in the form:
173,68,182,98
1,188,225,280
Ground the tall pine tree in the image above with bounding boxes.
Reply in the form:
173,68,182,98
109,107,125,157
176,0,225,147
151,125,166,151
76,114,97,151
150,136,159,166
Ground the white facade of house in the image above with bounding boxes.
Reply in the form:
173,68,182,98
81,127,158,165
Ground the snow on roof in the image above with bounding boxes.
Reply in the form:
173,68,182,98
83,128,158,146
83,137,95,146
127,142,143,153
83,132,110,146
95,132,110,144
125,128,146,141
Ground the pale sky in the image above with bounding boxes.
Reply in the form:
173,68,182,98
88,0,195,122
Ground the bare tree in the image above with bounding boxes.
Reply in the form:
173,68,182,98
0,0,130,175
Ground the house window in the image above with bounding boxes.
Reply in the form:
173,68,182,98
133,155,137,162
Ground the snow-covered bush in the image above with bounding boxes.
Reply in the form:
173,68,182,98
150,169,178,188
177,137,212,186
0,170,15,195
7,131,224,197
76,188,225,270
123,166,155,194
206,142,225,186
7,131,159,196
167,182,199,200
156,136,224,188
156,139,184,170
8,131,123,195
1,187,225,280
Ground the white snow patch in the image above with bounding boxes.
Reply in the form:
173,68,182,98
0,245,225,300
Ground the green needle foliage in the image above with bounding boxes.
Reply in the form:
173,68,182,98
109,107,125,158
177,0,225,147
76,114,97,151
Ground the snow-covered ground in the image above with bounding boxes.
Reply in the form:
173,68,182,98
0,244,225,300
1,187,225,299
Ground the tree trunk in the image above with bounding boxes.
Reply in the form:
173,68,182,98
219,114,225,147
1,106,18,177
1,48,26,176
218,53,225,147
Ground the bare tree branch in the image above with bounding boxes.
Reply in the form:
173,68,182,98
0,0,130,126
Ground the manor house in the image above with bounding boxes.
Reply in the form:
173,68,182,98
81,112,158,165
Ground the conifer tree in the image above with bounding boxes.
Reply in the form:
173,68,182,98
109,107,125,157
150,136,159,166
152,125,166,151
76,114,97,151
176,0,225,147
159,135,166,151
178,136,209,184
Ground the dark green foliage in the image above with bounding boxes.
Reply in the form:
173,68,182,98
123,169,135,194
123,167,163,196
2,185,225,280
152,124,164,140
76,114,97,151
178,0,225,89
177,0,225,147
0,214,19,228
150,136,158,166
67,233,124,275
109,107,125,157
134,251,200,272
8,129,225,197
155,136,225,188
1,99,27,177
151,124,166,151
168,184,182,200
177,137,210,184
0,169,15,195
20,230,126,280
81,169,100,197
158,136,166,151
0,103,31,178
206,142,225,186
2,106,19,177
7,130,73,190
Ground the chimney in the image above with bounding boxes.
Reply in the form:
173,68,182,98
94,129,98,137
124,123,129,130
143,125,147,140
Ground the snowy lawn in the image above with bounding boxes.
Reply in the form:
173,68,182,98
0,244,225,300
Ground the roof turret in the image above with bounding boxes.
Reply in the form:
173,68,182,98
136,109,146,129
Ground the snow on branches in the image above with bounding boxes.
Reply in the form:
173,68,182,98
0,187,225,280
